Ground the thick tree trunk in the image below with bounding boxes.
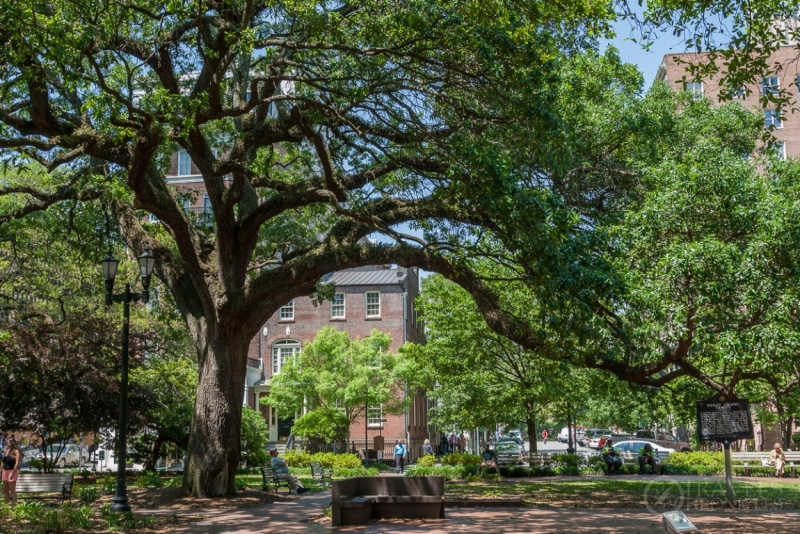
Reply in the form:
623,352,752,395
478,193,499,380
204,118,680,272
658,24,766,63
182,331,249,497
526,415,537,454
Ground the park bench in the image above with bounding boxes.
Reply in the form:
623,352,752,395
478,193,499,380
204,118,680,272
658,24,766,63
309,461,332,485
528,453,554,468
331,476,445,526
730,451,800,477
602,450,670,474
16,473,74,503
260,466,292,493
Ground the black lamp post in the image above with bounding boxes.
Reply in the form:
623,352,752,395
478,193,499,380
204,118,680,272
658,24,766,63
101,247,156,513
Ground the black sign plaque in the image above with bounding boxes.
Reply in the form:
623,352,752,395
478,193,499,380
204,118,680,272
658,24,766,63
696,394,753,442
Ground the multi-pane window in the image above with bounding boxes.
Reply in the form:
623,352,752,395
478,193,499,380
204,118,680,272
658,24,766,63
331,293,345,318
203,193,212,210
367,404,384,427
272,340,300,375
772,141,787,160
684,81,703,99
765,109,783,129
366,291,380,317
762,76,780,96
727,84,745,99
279,300,294,320
177,150,192,176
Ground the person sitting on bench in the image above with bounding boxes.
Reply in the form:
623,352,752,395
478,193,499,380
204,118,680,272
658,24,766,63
638,443,658,475
479,443,501,476
769,443,786,478
269,448,308,495
602,439,623,475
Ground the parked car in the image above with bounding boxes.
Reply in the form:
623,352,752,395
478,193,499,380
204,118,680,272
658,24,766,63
19,446,40,467
495,436,524,448
493,442,525,466
588,433,610,449
632,430,692,452
557,427,585,444
35,444,89,468
610,440,675,462
582,429,606,448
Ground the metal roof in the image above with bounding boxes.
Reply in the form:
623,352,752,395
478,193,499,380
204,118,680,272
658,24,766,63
324,268,407,287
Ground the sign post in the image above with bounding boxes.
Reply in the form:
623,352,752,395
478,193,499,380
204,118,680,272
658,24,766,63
696,394,754,507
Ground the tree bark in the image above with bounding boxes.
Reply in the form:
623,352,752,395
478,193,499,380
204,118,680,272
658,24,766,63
526,415,537,454
145,437,163,472
181,330,249,497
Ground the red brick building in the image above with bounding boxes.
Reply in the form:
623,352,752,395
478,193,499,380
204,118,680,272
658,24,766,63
655,46,800,159
243,265,432,460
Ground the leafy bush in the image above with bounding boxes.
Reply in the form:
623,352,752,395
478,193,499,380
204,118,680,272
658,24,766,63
406,465,470,480
283,451,363,469
78,487,99,502
668,451,723,470
283,451,313,467
235,478,248,490
440,453,481,467
135,472,164,488
101,504,157,529
98,475,117,493
552,453,586,468
371,462,391,470
165,475,184,487
9,501,92,533
332,467,379,477
416,455,437,467
241,406,270,467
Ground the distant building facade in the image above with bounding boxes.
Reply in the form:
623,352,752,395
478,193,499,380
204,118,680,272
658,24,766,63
655,46,800,159
244,265,432,460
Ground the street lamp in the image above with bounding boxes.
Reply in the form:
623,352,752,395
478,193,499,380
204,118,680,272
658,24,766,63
101,246,156,513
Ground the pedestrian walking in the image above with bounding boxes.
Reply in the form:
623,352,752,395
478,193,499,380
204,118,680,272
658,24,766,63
394,440,407,473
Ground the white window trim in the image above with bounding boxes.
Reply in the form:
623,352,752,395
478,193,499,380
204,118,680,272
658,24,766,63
366,291,381,317
331,293,345,318
774,141,787,160
367,404,384,427
177,150,192,176
685,81,703,98
762,76,780,96
765,109,783,129
272,340,300,375
279,300,294,320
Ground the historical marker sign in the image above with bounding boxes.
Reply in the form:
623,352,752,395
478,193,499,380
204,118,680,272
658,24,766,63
696,394,754,442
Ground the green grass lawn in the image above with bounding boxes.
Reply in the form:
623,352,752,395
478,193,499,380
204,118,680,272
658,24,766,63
444,479,800,510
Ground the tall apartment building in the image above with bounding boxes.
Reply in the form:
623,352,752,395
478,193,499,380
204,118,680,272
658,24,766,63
655,46,800,159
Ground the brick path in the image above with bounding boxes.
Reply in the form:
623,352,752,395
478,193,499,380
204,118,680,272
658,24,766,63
141,488,800,533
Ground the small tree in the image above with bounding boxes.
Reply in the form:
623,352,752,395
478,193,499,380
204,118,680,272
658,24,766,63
240,407,270,468
265,327,403,444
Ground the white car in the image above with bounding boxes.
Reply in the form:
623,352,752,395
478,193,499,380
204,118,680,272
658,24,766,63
557,427,585,444
609,439,675,461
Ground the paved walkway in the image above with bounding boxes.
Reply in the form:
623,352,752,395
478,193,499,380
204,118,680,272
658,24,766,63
140,489,800,533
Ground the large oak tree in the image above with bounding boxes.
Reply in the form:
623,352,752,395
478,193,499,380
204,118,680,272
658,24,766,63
1,0,797,496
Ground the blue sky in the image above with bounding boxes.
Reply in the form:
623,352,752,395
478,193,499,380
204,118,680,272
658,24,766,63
604,16,684,90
